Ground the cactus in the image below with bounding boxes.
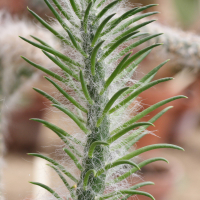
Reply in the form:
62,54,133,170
21,0,185,199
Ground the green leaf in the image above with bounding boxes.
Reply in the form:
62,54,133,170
44,76,87,113
122,59,170,96
88,141,109,158
109,157,168,184
44,0,82,42
31,35,52,48
83,2,93,33
27,8,73,48
43,51,80,81
112,11,159,35
99,190,155,200
118,144,184,161
68,0,82,19
111,106,173,151
66,29,88,57
33,87,60,105
28,153,78,183
48,164,76,199
96,87,129,127
100,53,131,95
83,169,96,190
21,56,69,83
109,182,154,200
96,160,140,177
99,32,139,62
80,70,94,105
93,0,119,24
111,95,187,135
20,37,82,68
30,118,83,145
48,127,82,157
113,50,151,83
101,5,158,36
111,43,162,70
63,148,83,171
103,20,155,50
100,7,138,35
107,122,154,144
112,33,163,62
51,0,79,28
110,77,173,113
30,182,63,199
91,41,105,75
52,104,90,134
91,14,115,47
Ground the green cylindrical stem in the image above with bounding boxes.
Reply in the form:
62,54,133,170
76,14,110,200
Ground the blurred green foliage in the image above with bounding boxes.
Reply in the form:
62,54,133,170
173,0,200,28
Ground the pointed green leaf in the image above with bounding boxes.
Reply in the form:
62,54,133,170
109,182,154,200
33,88,60,105
99,32,139,62
113,50,152,83
130,181,154,190
91,40,105,75
66,29,88,57
83,2,93,33
93,0,119,25
122,59,170,97
48,127,82,157
111,95,187,135
127,106,174,150
44,0,82,42
91,14,115,47
111,106,173,151
51,0,79,28
103,20,155,50
110,181,155,200
43,51,80,81
80,70,94,105
52,104,90,134
100,190,154,200
119,144,184,161
31,35,52,48
110,77,173,113
101,5,158,36
28,153,78,183
20,37,82,67
96,87,129,127
68,0,82,19
100,7,138,35
63,148,83,171
88,141,109,158
96,160,140,177
100,53,131,95
109,157,168,184
112,11,159,35
107,122,154,144
27,8,73,47
48,164,76,199
111,33,163,62
21,56,69,83
112,43,162,70
45,77,87,113
30,182,63,199
83,169,96,190
30,118,83,145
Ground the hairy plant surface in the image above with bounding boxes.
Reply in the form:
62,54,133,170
20,0,185,199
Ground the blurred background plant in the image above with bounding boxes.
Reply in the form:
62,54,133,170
0,0,200,200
